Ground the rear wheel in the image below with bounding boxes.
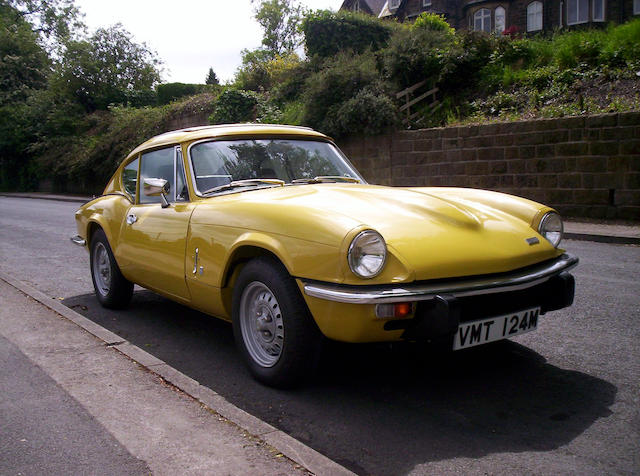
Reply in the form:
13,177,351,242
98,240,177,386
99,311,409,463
232,257,322,388
90,229,133,309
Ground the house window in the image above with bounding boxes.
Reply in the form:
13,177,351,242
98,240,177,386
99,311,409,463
423,0,432,7
592,0,604,21
353,0,360,12
567,0,588,24
527,1,543,31
635,0,640,14
474,8,491,33
495,6,506,33
390,0,401,9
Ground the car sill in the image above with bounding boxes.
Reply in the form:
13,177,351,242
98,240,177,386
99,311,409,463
303,253,579,304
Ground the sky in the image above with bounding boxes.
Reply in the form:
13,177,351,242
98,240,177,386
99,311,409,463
76,0,342,84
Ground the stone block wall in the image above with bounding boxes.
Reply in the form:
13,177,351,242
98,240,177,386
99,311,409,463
339,112,640,220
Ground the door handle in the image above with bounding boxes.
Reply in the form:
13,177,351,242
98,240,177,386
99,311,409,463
126,213,137,225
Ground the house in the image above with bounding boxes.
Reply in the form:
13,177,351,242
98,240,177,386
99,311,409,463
339,0,388,16
340,0,640,34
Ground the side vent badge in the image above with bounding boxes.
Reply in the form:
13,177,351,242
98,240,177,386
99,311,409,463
526,237,540,246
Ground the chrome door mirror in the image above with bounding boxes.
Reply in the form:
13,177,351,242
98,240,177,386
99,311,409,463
143,177,170,208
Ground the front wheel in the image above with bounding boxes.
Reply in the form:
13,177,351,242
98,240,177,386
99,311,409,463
232,257,322,388
90,229,133,309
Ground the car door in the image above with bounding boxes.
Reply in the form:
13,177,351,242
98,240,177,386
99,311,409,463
116,145,194,302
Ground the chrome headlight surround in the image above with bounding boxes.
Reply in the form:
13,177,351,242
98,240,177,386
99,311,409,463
538,212,563,248
347,230,387,279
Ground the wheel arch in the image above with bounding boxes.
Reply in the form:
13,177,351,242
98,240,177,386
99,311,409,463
220,242,293,318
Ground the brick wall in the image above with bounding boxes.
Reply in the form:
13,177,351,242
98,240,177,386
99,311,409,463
339,112,640,220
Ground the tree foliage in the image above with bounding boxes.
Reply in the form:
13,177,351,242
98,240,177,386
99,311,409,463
51,23,162,111
0,2,49,104
252,0,306,57
5,0,85,52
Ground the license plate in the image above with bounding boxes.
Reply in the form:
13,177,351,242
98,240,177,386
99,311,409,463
453,307,541,351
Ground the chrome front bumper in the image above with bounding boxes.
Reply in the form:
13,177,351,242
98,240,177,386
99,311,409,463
303,253,579,304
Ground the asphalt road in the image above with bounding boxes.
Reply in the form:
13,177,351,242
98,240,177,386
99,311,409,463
1,196,638,475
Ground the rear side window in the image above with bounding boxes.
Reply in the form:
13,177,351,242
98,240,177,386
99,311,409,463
122,158,139,199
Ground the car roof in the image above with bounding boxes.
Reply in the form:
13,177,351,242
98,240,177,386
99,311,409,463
126,123,330,160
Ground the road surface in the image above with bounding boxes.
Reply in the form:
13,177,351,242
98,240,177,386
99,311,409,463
1,196,638,475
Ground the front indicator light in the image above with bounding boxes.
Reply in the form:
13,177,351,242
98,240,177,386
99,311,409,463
538,212,564,248
376,302,414,319
347,230,387,279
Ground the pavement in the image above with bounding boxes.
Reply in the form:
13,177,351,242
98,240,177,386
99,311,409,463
0,272,352,476
2,191,638,244
0,191,638,475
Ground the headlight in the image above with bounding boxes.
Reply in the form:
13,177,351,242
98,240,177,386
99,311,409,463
348,230,387,279
538,212,563,248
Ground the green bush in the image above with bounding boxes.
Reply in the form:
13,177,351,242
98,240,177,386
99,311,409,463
125,89,157,107
301,51,384,133
209,89,284,125
411,12,455,35
600,19,640,65
301,10,397,59
382,26,454,88
491,37,537,68
323,84,398,138
439,32,496,95
157,83,210,105
209,89,259,124
157,83,194,105
553,29,605,69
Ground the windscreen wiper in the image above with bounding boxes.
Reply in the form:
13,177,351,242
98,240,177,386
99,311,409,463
202,179,285,195
291,176,361,184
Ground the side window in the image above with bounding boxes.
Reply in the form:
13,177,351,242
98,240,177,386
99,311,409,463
122,157,139,200
140,147,176,204
176,147,189,202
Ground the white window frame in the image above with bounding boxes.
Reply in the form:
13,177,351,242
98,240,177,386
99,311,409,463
495,6,506,33
635,0,640,14
390,0,401,9
423,0,432,7
527,1,543,31
592,0,604,21
353,0,360,12
567,0,589,25
474,8,491,33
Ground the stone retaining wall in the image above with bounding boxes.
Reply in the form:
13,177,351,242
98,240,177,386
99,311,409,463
339,112,640,220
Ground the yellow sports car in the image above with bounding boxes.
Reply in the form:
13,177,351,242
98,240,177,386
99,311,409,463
72,124,578,387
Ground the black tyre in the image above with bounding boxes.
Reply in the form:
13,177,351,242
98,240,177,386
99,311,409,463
232,257,322,388
90,229,133,309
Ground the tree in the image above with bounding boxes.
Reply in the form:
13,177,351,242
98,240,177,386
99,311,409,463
0,2,52,189
0,3,50,105
252,0,306,57
205,67,219,85
4,0,85,53
51,23,162,111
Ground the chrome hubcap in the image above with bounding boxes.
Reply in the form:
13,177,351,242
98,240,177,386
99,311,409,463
239,282,284,368
92,242,111,296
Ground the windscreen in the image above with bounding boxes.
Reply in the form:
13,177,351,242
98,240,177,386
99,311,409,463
189,139,362,194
